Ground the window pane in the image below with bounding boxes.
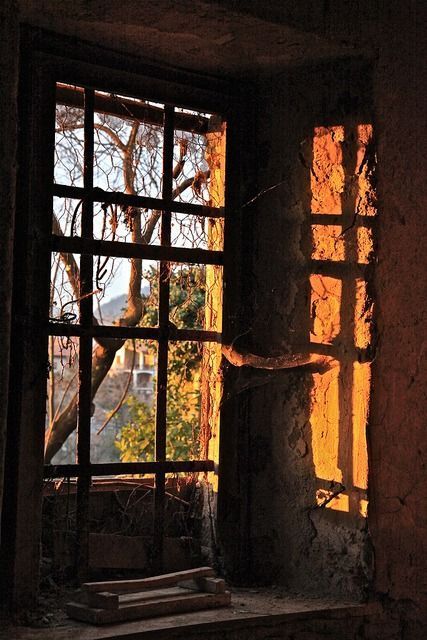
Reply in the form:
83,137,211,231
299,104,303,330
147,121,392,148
50,252,80,325
55,84,85,187
166,341,202,461
169,263,223,332
46,335,79,465
166,341,221,462
171,212,224,251
94,91,164,198
93,257,159,328
53,196,82,237
93,204,161,245
94,340,158,464
173,112,225,208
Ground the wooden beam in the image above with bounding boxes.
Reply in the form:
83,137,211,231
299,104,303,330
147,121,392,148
67,590,231,624
43,459,215,478
52,183,224,218
87,586,194,610
177,577,226,594
48,323,222,344
51,234,224,266
56,83,212,134
83,566,215,593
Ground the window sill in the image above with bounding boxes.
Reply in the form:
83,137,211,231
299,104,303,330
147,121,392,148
4,590,382,640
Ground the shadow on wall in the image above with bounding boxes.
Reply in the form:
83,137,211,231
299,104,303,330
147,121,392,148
305,121,376,588
231,115,377,597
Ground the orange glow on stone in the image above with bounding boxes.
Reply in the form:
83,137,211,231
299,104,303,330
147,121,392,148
309,124,375,518
311,225,345,261
311,126,345,215
310,274,342,344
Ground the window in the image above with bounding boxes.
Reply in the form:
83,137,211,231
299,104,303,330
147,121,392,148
45,80,226,574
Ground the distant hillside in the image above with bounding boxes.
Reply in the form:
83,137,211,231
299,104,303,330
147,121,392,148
97,286,150,323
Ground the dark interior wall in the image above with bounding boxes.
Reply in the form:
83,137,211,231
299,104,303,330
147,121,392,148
249,6,427,622
229,59,374,599
0,0,19,536
366,5,427,620
216,2,427,623
0,0,425,630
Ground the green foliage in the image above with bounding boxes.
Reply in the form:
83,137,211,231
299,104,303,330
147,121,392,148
115,264,205,462
115,398,154,462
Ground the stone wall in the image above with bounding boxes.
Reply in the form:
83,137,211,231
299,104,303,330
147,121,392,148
0,1,425,634
228,59,374,598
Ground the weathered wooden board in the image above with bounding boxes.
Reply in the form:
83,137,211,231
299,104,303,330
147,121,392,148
67,590,231,625
87,586,192,610
83,566,215,593
87,578,227,609
177,577,226,594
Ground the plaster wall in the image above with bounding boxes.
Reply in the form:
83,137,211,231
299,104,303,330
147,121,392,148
367,5,427,619
213,0,427,619
233,60,374,599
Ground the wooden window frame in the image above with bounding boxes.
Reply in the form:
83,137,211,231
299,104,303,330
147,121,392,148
2,28,240,604
49,85,225,575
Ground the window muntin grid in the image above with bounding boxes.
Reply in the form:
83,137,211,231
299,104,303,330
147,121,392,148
48,83,226,573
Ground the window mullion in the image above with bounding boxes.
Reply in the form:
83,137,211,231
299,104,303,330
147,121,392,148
76,87,94,579
153,105,174,573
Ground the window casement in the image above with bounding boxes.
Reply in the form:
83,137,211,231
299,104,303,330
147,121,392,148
48,88,226,573
3,36,233,600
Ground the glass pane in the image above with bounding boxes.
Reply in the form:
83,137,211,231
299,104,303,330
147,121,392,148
93,257,159,328
169,263,223,332
166,341,202,461
94,91,164,197
45,335,79,465
55,84,85,187
165,340,221,462
53,196,82,237
93,204,161,245
93,340,158,463
173,128,209,205
50,252,80,325
173,111,226,209
171,212,224,251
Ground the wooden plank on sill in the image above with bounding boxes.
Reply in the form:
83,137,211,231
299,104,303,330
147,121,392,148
86,591,118,611
88,579,227,610
67,590,231,625
177,577,226,594
87,586,193,610
83,566,215,593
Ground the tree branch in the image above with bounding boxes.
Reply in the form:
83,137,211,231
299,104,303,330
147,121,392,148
96,340,136,436
221,343,335,371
